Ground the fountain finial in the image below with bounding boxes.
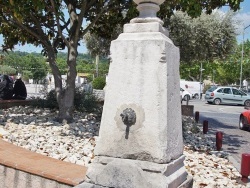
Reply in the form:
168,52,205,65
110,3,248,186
131,0,165,24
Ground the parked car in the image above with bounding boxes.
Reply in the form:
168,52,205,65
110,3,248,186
205,85,218,99
239,110,250,130
180,88,192,101
205,86,250,107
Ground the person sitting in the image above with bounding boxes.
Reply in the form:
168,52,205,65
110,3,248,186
12,75,27,100
0,75,14,100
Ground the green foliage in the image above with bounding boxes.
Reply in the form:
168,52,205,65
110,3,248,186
0,51,110,79
34,87,98,112
92,77,106,90
180,39,250,86
0,65,16,75
81,94,98,113
169,11,237,63
84,32,110,58
25,55,47,82
0,52,48,80
44,89,59,109
22,70,32,82
86,74,94,82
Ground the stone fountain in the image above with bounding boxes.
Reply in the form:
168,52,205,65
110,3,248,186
77,0,193,187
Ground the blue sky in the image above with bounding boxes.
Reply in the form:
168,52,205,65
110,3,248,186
223,0,250,43
1,1,250,54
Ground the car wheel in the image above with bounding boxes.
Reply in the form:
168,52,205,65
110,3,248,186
239,115,247,130
244,100,250,107
213,98,221,105
194,94,199,99
184,95,190,101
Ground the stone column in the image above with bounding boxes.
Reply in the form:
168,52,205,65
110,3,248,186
77,0,193,187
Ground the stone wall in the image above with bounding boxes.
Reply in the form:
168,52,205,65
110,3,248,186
0,165,71,188
93,89,105,102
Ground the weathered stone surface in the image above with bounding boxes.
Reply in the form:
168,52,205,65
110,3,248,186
124,22,169,36
92,89,104,102
95,22,183,164
84,156,188,188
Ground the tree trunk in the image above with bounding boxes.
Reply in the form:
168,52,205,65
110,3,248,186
57,44,77,123
57,86,75,123
47,44,77,123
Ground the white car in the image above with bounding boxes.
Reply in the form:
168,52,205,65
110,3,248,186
180,88,192,101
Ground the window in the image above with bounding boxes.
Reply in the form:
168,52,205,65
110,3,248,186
217,89,223,93
208,86,217,92
223,88,232,94
232,88,240,95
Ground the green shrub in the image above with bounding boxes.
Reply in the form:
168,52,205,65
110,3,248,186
74,86,85,111
92,77,106,90
30,98,47,108
32,86,98,112
82,94,98,112
45,89,59,109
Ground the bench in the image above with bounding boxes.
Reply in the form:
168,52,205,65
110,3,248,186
0,99,35,109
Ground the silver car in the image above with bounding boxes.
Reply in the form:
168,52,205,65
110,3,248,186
206,86,250,107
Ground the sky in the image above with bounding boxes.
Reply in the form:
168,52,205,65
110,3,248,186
0,1,250,54
222,0,250,43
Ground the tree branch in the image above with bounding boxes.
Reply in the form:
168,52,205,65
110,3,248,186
75,0,88,42
50,0,69,48
81,0,117,37
3,14,49,49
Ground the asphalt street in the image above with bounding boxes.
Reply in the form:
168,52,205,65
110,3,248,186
188,99,250,171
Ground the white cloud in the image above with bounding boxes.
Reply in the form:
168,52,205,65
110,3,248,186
235,12,250,29
234,12,250,42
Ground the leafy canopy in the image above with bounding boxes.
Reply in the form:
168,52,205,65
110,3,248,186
0,0,243,53
169,11,238,63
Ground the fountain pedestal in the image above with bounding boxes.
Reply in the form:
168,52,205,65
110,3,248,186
76,1,193,187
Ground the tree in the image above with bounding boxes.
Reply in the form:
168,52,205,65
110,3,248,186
218,40,250,85
84,25,121,77
25,55,48,83
84,32,109,77
0,65,16,75
174,11,240,82
169,11,238,63
0,52,48,81
0,0,243,122
180,40,250,86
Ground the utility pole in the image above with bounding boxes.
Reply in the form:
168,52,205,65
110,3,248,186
200,62,205,99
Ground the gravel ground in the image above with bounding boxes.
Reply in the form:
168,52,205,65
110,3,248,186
0,106,249,187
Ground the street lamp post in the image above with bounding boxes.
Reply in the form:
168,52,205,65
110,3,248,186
200,62,205,99
240,24,250,89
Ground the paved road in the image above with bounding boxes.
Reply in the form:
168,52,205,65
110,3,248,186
188,99,250,171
